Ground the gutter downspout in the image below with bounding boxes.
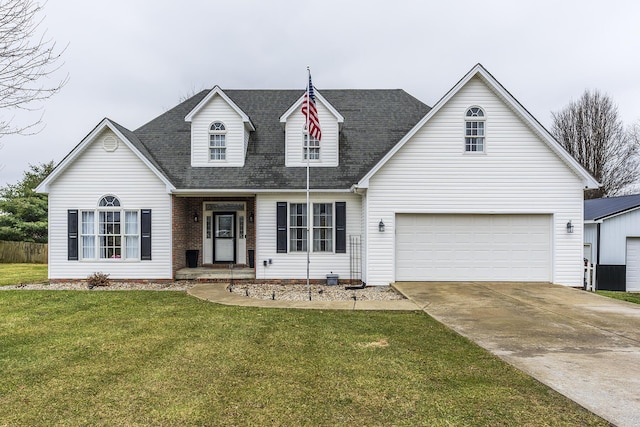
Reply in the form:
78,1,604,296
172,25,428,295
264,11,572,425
596,223,601,265
595,222,601,290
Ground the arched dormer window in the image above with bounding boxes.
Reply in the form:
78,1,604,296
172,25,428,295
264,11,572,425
464,107,485,153
303,127,320,160
99,195,120,207
209,121,227,161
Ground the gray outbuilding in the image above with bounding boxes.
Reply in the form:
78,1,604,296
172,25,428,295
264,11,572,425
584,194,640,291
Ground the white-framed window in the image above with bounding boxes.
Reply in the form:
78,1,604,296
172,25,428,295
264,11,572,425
288,203,333,252
303,129,320,160
289,203,307,252
124,211,139,259
81,211,95,259
99,210,121,258
99,195,120,207
209,121,226,161
80,196,140,260
464,107,485,153
313,203,333,252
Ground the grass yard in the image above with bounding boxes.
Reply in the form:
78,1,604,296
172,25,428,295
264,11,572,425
0,263,47,286
0,291,606,426
597,290,640,305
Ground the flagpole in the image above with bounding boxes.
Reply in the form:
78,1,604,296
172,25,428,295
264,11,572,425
306,66,311,300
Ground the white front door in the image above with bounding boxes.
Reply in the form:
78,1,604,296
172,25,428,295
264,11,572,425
214,213,235,263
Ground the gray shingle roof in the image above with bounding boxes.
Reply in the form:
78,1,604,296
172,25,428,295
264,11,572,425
108,119,171,184
584,194,640,221
133,89,431,190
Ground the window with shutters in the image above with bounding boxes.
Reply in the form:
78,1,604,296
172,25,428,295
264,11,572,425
289,203,307,252
73,196,150,261
278,202,345,253
313,203,332,252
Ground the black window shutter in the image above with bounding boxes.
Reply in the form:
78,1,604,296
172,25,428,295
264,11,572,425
67,210,78,261
276,202,287,253
141,209,152,260
335,202,346,253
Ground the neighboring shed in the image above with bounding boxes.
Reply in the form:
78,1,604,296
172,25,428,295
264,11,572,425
584,194,640,291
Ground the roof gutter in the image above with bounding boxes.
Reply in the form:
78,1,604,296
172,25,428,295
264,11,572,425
170,188,353,195
349,184,366,194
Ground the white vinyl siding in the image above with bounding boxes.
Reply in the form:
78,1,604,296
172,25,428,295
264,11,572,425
255,193,361,280
191,95,247,167
596,209,640,265
47,129,172,279
365,76,584,286
285,100,339,167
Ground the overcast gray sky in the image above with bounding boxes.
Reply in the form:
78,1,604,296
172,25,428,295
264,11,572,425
1,0,639,185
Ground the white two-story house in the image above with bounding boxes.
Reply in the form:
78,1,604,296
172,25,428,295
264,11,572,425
37,64,598,286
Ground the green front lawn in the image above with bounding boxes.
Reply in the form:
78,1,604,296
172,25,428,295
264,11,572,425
597,290,640,305
0,263,47,286
0,291,606,426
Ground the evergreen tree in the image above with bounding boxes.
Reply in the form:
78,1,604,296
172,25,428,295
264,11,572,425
0,161,54,242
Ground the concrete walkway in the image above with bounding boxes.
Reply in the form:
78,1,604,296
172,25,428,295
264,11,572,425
394,281,640,427
188,283,421,311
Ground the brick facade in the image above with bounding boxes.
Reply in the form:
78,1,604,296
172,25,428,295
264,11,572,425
171,195,256,276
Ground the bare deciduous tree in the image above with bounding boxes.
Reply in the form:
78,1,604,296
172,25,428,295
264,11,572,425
0,0,67,136
551,90,639,199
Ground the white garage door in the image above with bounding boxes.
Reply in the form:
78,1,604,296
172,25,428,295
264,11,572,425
625,238,640,292
396,214,552,281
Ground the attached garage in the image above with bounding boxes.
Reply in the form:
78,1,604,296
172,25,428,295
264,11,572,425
395,214,552,282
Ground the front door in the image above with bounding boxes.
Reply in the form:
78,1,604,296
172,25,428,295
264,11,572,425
214,213,236,263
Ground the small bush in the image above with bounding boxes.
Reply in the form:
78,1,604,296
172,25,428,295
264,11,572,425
87,272,110,289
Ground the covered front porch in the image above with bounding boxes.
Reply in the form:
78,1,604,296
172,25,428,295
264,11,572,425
172,195,256,278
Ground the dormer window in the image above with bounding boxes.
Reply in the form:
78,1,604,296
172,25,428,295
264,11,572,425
303,129,320,160
465,107,485,153
209,122,227,161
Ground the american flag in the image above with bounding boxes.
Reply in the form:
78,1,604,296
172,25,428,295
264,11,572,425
301,72,322,141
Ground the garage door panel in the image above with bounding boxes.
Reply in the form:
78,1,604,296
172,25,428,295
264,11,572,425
396,214,551,282
626,238,640,292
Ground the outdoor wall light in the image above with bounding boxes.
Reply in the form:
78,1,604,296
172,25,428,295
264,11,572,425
248,212,254,223
566,220,574,233
378,219,385,232
193,212,199,223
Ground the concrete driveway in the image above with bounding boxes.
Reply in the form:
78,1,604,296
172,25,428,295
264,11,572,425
393,282,640,427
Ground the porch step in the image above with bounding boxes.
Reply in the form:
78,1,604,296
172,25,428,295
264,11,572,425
176,267,255,281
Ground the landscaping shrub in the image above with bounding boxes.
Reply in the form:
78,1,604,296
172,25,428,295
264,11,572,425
87,272,110,289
